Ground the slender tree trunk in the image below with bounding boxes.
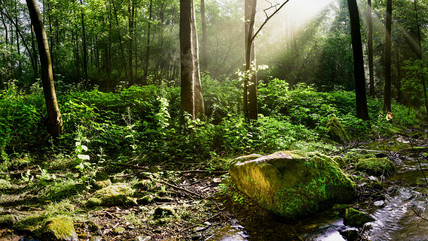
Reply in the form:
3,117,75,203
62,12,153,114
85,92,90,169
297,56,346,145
112,0,128,78
200,0,207,71
180,0,194,119
80,0,88,81
192,1,204,117
347,0,369,120
414,0,428,116
143,0,153,84
14,0,21,71
0,14,8,45
128,0,134,83
31,26,38,75
244,0,257,120
384,0,392,112
26,0,64,137
180,0,204,120
368,0,375,96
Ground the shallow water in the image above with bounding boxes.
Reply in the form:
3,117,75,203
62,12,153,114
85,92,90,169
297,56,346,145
211,137,428,241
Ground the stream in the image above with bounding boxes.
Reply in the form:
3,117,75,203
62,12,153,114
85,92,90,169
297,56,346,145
209,133,428,241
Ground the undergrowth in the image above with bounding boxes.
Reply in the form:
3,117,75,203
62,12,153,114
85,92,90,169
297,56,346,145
0,77,422,167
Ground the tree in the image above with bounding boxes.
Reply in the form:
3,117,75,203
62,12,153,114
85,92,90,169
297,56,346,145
414,0,428,115
384,0,392,112
347,0,369,120
180,0,205,120
200,0,207,71
244,0,290,120
367,0,375,96
26,0,64,137
80,0,88,81
143,0,153,84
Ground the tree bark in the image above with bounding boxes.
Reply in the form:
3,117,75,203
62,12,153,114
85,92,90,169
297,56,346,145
414,0,428,116
128,0,134,83
180,0,204,120
192,1,204,118
80,0,88,81
26,0,64,137
200,0,207,71
347,0,369,120
244,0,257,120
384,0,392,112
368,0,374,96
143,0,153,84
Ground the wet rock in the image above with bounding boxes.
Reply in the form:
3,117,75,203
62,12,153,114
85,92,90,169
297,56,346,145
356,158,395,177
0,214,17,227
154,206,175,219
339,228,360,241
374,200,385,207
41,216,78,241
343,208,375,227
327,116,350,143
86,183,137,207
230,151,356,220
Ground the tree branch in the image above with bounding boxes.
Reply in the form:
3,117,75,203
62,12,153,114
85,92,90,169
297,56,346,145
251,0,291,42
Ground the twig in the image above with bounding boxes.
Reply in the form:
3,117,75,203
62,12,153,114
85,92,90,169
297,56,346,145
159,180,200,197
251,0,291,42
411,208,428,222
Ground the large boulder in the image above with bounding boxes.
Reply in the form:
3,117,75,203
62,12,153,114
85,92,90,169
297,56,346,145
229,151,356,219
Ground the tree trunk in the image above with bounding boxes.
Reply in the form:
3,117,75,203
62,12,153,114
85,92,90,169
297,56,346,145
128,0,134,83
347,0,369,120
368,0,375,96
143,0,153,84
112,0,128,78
384,0,392,112
80,0,88,81
26,0,64,137
244,0,257,120
180,0,204,120
200,0,208,71
414,0,428,116
192,1,204,118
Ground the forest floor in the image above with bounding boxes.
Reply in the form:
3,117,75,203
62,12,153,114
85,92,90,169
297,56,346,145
0,129,427,241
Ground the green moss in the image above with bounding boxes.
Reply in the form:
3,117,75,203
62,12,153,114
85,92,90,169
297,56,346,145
86,183,137,207
356,158,395,176
42,216,77,240
343,208,375,227
0,214,16,227
327,116,350,143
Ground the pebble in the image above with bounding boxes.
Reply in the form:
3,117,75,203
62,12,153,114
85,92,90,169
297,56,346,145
374,200,385,207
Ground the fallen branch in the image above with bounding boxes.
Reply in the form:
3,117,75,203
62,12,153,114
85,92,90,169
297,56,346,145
158,180,200,198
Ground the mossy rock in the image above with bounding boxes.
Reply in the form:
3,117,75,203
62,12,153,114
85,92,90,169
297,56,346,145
153,206,175,219
356,158,395,177
326,116,350,143
92,179,112,190
41,216,78,241
343,208,375,227
230,151,356,220
86,183,137,207
0,214,17,227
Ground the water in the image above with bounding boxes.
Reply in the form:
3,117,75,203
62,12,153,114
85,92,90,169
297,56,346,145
211,136,428,241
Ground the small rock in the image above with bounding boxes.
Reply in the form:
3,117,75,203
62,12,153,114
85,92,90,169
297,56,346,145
0,215,17,227
90,236,103,241
374,200,385,207
343,208,375,227
339,228,360,241
137,196,153,205
135,236,151,241
194,226,208,232
42,216,78,241
113,227,125,234
153,196,173,202
154,206,175,219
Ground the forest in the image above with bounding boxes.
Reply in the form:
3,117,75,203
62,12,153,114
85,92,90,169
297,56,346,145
0,0,427,240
